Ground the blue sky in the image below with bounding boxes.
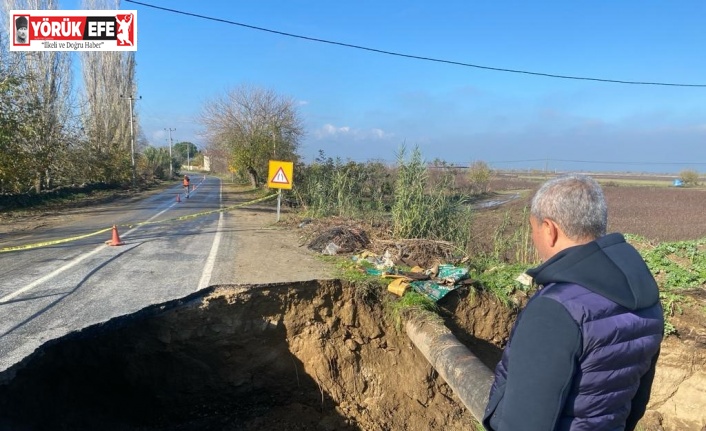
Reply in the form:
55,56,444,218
122,1,704,173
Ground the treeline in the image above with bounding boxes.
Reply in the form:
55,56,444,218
0,0,166,196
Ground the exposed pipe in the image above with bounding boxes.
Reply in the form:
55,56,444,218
405,318,494,422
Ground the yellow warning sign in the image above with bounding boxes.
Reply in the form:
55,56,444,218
267,160,294,189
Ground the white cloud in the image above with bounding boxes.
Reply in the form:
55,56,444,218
151,129,167,143
314,123,393,141
314,124,349,138
370,128,387,139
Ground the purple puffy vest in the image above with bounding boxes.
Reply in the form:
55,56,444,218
523,282,663,430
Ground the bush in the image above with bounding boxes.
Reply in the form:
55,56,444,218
295,151,394,218
467,160,491,195
679,169,700,186
391,146,472,248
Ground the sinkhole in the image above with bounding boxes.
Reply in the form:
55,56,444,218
0,280,504,431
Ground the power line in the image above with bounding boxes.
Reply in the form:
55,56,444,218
126,0,706,88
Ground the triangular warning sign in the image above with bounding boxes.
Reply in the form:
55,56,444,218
271,167,290,184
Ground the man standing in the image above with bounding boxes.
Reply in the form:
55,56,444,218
15,16,29,45
183,174,190,198
483,174,663,431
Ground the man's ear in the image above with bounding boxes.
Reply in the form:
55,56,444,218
544,218,560,247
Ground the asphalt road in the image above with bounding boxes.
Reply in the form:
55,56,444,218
0,175,238,373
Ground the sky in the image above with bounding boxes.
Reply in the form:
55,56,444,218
92,1,706,172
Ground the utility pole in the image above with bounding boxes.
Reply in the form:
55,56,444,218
164,127,175,178
120,93,141,188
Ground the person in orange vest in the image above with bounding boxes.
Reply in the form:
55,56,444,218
183,175,190,198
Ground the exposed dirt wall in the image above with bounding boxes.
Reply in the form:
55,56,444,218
0,280,703,430
0,281,477,430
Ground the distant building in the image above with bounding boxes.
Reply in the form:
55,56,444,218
203,155,211,171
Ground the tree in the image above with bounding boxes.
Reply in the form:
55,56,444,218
173,141,198,165
80,0,137,185
200,85,304,187
1,0,135,192
141,146,171,180
2,0,74,193
467,160,492,195
0,74,34,193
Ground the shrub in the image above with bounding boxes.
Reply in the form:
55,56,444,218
467,160,491,195
391,146,472,249
679,169,700,186
294,151,394,218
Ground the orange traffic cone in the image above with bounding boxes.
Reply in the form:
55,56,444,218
176,193,181,203
105,225,125,246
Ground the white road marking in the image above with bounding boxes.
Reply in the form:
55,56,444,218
0,194,181,304
0,244,106,304
198,178,223,291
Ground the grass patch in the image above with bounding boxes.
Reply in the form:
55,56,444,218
321,255,387,303
386,291,440,330
626,235,706,335
472,263,532,307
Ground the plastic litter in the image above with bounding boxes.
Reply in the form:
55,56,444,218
387,278,409,296
298,218,312,228
322,242,341,255
437,264,469,285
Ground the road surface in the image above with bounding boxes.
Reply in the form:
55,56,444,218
0,175,237,373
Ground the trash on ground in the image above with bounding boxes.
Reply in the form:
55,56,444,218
353,249,395,271
322,242,341,255
297,218,313,228
387,278,409,296
352,251,471,301
515,272,533,286
409,280,455,302
308,226,370,254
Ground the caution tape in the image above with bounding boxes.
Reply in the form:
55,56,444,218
0,193,278,254
121,192,278,228
0,227,114,254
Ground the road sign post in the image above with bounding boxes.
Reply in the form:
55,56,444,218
267,160,294,222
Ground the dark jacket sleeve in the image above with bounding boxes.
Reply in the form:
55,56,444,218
492,297,582,431
483,348,509,429
625,350,660,431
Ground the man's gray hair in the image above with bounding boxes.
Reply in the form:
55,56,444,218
530,174,607,240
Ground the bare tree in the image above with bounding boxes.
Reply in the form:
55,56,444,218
1,0,74,192
80,0,137,184
201,85,304,187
